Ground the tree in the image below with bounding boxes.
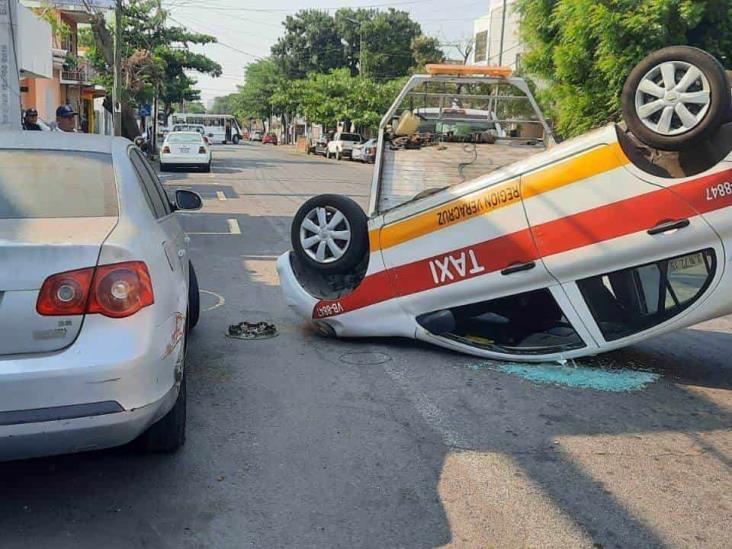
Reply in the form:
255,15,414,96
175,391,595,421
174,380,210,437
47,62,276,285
334,8,424,79
271,10,344,79
235,59,286,121
84,0,221,138
410,35,446,71
209,94,239,115
516,0,732,138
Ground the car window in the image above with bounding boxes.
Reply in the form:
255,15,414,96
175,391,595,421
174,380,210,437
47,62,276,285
129,149,170,218
168,133,203,144
0,150,117,219
577,249,716,341
429,288,585,355
341,133,361,142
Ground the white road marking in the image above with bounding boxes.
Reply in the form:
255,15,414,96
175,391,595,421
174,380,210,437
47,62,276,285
216,191,227,201
200,289,225,312
228,218,241,234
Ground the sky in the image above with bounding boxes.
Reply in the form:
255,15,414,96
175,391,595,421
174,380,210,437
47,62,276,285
161,0,489,106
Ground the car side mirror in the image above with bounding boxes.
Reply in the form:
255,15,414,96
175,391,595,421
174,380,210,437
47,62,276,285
175,189,202,211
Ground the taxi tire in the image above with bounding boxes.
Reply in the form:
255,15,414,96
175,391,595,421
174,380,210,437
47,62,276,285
232,135,240,144
292,194,368,275
622,46,731,151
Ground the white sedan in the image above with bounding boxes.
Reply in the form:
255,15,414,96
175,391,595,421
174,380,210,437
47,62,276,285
160,131,212,172
0,131,202,461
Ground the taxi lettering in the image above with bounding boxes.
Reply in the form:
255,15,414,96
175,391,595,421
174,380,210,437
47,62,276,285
428,249,485,285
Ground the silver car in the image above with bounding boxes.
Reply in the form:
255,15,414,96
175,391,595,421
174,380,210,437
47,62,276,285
0,131,202,461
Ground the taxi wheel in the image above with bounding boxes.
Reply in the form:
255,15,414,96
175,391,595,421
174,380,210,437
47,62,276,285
622,46,731,151
292,194,368,274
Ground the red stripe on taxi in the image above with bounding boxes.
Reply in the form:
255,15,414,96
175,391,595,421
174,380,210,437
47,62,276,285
313,168,732,319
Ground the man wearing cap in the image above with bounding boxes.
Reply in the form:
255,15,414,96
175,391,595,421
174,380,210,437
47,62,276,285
54,104,78,132
22,108,42,131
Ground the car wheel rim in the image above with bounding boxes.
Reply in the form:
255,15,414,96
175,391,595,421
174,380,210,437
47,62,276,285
300,206,352,264
635,60,711,136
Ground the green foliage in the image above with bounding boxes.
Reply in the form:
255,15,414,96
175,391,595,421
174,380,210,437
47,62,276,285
84,0,221,114
274,8,442,79
234,59,286,120
271,10,344,79
269,68,405,131
516,0,732,137
410,35,446,72
209,94,240,115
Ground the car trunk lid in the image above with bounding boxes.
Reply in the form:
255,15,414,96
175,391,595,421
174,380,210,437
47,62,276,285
0,218,117,356
0,148,118,357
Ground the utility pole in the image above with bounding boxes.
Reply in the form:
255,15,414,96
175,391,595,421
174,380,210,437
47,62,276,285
498,0,507,66
113,0,122,136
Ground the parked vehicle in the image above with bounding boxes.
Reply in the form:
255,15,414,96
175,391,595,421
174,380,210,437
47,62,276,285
0,131,203,461
170,124,210,145
308,136,329,156
250,131,263,142
167,113,243,144
351,138,377,163
160,131,212,172
326,132,363,160
263,133,278,145
279,47,732,362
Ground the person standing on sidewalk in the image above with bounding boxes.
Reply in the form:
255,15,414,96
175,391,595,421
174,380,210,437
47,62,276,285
22,108,42,131
54,105,78,132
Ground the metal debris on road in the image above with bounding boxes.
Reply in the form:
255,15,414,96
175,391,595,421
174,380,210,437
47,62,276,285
227,321,278,341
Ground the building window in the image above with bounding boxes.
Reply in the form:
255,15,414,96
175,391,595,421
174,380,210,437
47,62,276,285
474,30,488,63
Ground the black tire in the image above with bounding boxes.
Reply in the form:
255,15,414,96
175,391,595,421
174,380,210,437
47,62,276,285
336,150,342,161
138,374,187,453
622,46,731,151
232,135,240,144
291,194,368,274
188,261,200,331
203,162,211,173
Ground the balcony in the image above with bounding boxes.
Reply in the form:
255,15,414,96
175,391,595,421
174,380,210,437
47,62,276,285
60,59,98,85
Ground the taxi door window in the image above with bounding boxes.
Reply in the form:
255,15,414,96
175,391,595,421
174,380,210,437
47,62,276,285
577,249,716,341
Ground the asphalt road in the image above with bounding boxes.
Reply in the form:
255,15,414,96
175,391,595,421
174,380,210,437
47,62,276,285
1,142,730,549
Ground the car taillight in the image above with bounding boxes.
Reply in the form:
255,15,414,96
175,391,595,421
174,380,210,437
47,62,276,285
162,145,171,154
37,261,154,319
199,146,206,154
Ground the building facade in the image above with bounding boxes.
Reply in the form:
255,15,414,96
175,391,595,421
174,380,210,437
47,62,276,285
472,0,523,69
19,0,113,133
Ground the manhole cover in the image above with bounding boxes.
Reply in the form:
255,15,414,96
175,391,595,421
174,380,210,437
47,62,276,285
339,351,392,365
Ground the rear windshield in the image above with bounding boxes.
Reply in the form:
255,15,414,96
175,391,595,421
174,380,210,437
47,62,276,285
340,133,361,141
0,150,117,219
168,133,203,143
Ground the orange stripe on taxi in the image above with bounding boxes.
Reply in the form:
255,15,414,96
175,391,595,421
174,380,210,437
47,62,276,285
370,142,630,253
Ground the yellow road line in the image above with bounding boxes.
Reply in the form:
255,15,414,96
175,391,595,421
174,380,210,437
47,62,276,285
216,191,227,201
227,218,242,235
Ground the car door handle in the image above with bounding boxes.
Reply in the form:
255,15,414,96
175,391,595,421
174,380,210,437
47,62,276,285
647,218,690,235
501,261,536,276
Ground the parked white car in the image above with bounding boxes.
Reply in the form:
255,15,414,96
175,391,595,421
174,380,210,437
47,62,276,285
160,131,212,172
0,131,202,461
326,132,363,160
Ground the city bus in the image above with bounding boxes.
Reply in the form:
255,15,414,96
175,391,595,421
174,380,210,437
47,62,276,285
166,113,244,144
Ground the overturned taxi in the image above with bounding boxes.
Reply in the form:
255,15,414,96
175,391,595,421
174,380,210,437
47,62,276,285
278,46,732,362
